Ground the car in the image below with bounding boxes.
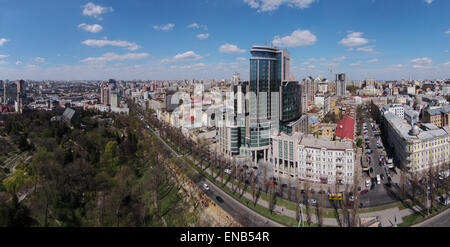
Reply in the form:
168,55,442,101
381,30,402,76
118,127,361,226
360,203,364,208
216,196,224,203
309,199,317,205
381,174,385,180
360,189,369,194
349,196,355,202
202,184,210,191
365,180,371,187
224,169,231,175
370,167,373,173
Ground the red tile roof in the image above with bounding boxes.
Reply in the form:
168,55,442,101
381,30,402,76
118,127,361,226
335,116,355,141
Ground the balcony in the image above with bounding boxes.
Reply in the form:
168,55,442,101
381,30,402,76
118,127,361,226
336,163,344,167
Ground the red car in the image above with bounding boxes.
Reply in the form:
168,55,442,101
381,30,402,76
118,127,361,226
360,189,369,195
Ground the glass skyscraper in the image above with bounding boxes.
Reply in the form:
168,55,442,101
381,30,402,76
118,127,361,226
242,46,290,161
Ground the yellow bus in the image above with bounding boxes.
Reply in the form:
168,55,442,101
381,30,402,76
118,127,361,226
328,193,343,200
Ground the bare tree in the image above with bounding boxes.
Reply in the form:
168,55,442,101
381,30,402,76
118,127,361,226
268,182,276,214
304,181,312,225
295,180,302,223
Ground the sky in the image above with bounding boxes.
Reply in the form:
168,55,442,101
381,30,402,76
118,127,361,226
0,0,449,81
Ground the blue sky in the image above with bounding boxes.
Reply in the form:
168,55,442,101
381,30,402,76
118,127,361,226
0,0,449,80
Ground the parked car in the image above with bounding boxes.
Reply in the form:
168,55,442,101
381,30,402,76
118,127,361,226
360,189,369,194
309,199,317,205
365,180,371,187
224,169,231,175
349,196,355,202
216,196,224,203
203,184,210,191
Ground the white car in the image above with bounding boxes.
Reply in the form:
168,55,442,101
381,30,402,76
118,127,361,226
309,199,317,205
202,184,210,191
224,169,231,175
365,180,371,187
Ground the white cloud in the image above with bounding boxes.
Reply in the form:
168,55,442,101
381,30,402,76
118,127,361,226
412,64,426,69
333,56,346,62
187,23,208,30
244,0,317,12
236,57,247,61
0,38,8,46
367,58,379,63
443,61,450,66
0,60,8,65
391,64,406,69
357,46,376,53
15,61,22,65
425,0,433,4
320,62,338,67
445,50,449,53
82,2,113,20
187,23,200,29
349,62,361,67
411,57,432,65
219,44,246,54
272,29,317,47
161,51,203,63
81,52,149,63
81,39,140,51
153,23,175,31
78,23,103,33
34,57,45,63
308,57,326,62
446,29,450,34
339,32,369,47
0,55,8,59
197,33,209,40
170,63,206,70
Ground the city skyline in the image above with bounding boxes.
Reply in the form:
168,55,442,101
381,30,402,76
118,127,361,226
0,0,449,80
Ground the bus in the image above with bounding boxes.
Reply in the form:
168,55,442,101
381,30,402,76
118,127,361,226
376,175,381,184
328,193,343,200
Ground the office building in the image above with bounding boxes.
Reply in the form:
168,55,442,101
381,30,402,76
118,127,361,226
16,80,25,113
336,73,346,97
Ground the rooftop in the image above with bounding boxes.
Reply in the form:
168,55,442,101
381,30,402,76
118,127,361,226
299,134,353,150
335,116,355,141
384,112,449,141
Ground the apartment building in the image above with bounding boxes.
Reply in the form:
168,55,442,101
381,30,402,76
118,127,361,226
382,112,450,173
271,132,355,185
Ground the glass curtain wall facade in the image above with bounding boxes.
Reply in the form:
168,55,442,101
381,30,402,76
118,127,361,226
246,46,287,149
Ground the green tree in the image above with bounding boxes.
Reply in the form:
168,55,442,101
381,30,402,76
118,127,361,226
101,141,121,175
357,138,363,148
3,168,31,196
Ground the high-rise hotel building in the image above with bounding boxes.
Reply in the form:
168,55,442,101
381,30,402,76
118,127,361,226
219,46,307,164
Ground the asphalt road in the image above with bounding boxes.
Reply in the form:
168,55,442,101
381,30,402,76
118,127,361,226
414,208,450,227
358,115,398,207
139,113,282,227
